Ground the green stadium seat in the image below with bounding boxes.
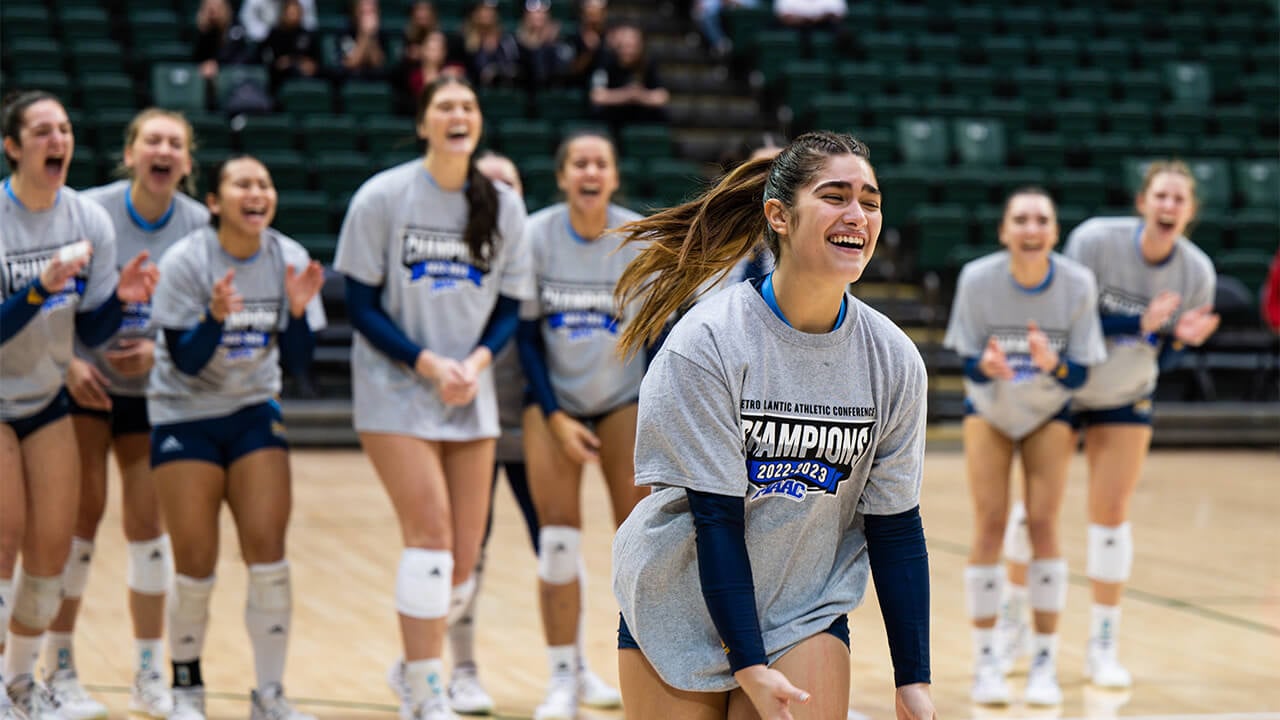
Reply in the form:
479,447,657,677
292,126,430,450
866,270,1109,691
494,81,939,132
976,97,1031,137
881,5,930,36
1196,136,1249,160
1015,132,1065,171
866,95,920,130
363,115,419,157
1165,105,1209,136
1051,8,1095,43
876,166,934,229
341,81,395,117
151,64,206,114
754,31,803,86
1055,169,1108,210
1085,38,1130,71
1000,6,1046,33
127,9,182,43
376,151,420,171
810,94,863,135
1100,12,1142,39
275,191,331,235
1166,62,1212,105
1232,210,1280,253
859,33,911,66
300,115,360,153
79,73,136,113
1010,67,1059,106
519,157,559,204
314,152,373,197
534,88,586,124
982,36,1030,68
1165,13,1203,48
1188,213,1228,256
235,114,296,152
1235,160,1279,210
253,149,309,190
476,87,525,122
66,148,100,189
911,204,971,273
136,42,194,66
1200,43,1245,93
1116,70,1162,104
929,95,976,121
67,39,126,74
498,119,555,164
278,79,333,115
833,62,887,95
294,234,338,264
88,109,143,154
1214,105,1259,139
952,6,996,42
952,119,1005,167
6,38,64,73
619,125,672,161
889,64,944,102
1214,14,1255,46
947,66,998,101
896,117,949,167
1217,250,1272,295
0,5,51,42
1052,99,1098,136
1103,101,1151,135
972,204,1004,245
913,35,961,67
1062,68,1112,104
1084,133,1133,177
55,6,112,39
722,5,770,54
647,159,705,207
1187,159,1232,213
938,166,995,206
1134,40,1182,73
1035,36,1079,68
780,61,831,115
615,158,644,197
214,65,270,110
188,113,232,152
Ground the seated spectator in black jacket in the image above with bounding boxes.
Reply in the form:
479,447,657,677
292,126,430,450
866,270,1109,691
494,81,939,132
463,0,522,87
338,0,392,81
261,0,322,93
240,0,318,43
565,0,608,88
194,0,258,82
517,0,570,90
590,24,669,131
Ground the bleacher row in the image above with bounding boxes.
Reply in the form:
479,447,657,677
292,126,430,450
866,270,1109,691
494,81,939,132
723,0,1279,290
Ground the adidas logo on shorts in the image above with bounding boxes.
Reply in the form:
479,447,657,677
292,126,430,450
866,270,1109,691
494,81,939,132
160,436,184,453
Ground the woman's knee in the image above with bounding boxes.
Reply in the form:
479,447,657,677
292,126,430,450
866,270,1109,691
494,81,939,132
1025,514,1061,553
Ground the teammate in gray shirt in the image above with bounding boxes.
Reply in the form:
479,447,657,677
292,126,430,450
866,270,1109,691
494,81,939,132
999,161,1219,692
0,91,160,719
516,132,640,720
943,188,1106,708
611,132,936,719
147,155,325,720
333,77,533,720
45,109,210,720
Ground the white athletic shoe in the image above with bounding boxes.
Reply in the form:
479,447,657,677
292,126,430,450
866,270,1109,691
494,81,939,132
997,615,1030,675
1086,642,1133,689
415,695,457,720
387,660,409,706
250,683,317,720
0,679,25,720
1024,653,1063,706
6,675,63,720
576,668,621,709
129,669,174,718
447,665,493,715
533,677,577,720
45,670,106,720
969,662,1010,706
1083,684,1132,719
169,686,206,720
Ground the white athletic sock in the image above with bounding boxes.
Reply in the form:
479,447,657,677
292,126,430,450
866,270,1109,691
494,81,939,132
1001,584,1028,625
972,627,997,667
547,645,576,681
45,631,74,674
245,562,290,692
447,566,482,669
404,658,445,708
1090,604,1122,651
1032,633,1059,669
137,638,165,674
575,557,588,674
4,632,42,680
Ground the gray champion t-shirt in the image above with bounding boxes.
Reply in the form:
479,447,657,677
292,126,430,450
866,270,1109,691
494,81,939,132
520,203,645,418
1,187,118,420
333,161,534,441
612,282,927,692
147,227,326,425
943,251,1107,440
1064,217,1216,409
76,181,211,396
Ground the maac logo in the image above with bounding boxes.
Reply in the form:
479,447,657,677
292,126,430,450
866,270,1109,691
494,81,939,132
400,226,489,291
740,411,875,502
541,282,620,342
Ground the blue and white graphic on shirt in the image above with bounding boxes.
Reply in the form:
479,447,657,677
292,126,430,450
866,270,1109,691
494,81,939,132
987,325,1068,381
401,225,489,291
2,246,89,311
539,281,620,341
1097,286,1165,347
120,300,150,332
740,403,876,502
219,301,280,361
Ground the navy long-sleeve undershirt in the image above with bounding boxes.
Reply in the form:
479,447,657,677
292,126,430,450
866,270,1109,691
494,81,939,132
344,276,422,367
865,506,932,687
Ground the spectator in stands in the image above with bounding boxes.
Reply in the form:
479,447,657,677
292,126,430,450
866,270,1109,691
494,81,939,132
260,0,322,95
193,0,258,82
999,162,1219,694
402,30,465,108
338,0,392,82
517,0,570,91
589,24,669,133
239,0,318,44
773,0,846,30
692,0,759,58
565,0,609,88
944,187,1105,708
463,0,522,87
1263,247,1280,333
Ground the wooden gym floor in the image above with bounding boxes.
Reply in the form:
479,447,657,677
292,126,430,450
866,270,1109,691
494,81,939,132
63,447,1278,719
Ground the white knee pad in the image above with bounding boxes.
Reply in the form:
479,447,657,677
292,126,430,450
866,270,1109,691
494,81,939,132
395,548,453,620
61,537,94,599
964,565,1004,620
128,535,174,595
171,574,215,624
1002,501,1031,565
1028,558,1069,613
12,571,63,630
1087,523,1133,584
447,574,477,626
538,526,581,585
247,561,291,613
